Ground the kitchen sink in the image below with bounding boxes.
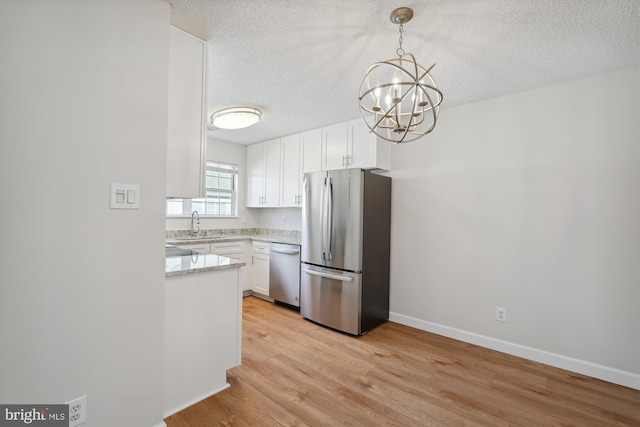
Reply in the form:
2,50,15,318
165,246,204,257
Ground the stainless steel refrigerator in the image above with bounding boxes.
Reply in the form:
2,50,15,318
301,169,391,335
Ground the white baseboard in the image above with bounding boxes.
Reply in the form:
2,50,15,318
248,292,273,302
389,311,640,391
151,422,167,427
163,383,231,419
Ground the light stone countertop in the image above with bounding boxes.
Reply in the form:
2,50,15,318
166,234,301,246
164,228,299,277
166,228,301,246
165,252,245,277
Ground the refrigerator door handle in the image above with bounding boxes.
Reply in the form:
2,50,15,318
326,176,333,260
302,268,354,282
321,177,327,260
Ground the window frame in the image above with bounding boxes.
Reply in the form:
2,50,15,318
166,161,239,218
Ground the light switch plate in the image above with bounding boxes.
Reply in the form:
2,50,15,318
110,183,140,209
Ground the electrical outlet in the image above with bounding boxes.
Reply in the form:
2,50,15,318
66,395,87,427
496,307,507,322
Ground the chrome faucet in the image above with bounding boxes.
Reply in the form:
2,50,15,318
190,210,200,237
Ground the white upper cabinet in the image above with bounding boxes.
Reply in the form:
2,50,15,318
166,26,206,198
322,119,390,171
301,128,322,174
246,142,265,207
264,138,281,207
280,134,303,207
246,139,281,207
248,130,317,209
247,120,390,208
322,122,349,170
347,118,390,171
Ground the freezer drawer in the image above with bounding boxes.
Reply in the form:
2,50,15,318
300,264,362,335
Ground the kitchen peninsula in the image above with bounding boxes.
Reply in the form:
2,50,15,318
164,248,245,418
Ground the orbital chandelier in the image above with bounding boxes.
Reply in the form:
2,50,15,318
358,7,443,144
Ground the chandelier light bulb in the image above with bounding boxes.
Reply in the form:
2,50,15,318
373,87,382,112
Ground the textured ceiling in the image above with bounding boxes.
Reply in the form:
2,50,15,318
167,0,639,145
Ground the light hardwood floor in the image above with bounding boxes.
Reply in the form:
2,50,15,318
165,296,639,426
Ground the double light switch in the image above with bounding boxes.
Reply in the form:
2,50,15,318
110,183,140,209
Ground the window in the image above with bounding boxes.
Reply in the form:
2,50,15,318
166,161,238,217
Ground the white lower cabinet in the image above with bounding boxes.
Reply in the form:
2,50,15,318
176,241,250,291
175,240,275,296
175,242,210,254
250,241,270,297
210,241,250,292
210,241,245,261
176,241,246,259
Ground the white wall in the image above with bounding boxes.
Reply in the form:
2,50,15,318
0,1,169,425
256,208,302,231
388,67,640,389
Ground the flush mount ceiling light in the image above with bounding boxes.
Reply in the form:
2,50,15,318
210,106,262,130
358,7,443,144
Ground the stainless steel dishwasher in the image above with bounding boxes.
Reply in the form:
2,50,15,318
269,243,301,309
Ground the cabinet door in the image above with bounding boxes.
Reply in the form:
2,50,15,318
210,241,244,259
167,27,206,198
246,142,265,207
250,253,270,296
322,122,348,171
348,119,391,171
263,138,281,207
250,242,270,296
176,243,210,254
211,242,248,291
281,134,302,207
301,128,322,173
348,118,376,169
